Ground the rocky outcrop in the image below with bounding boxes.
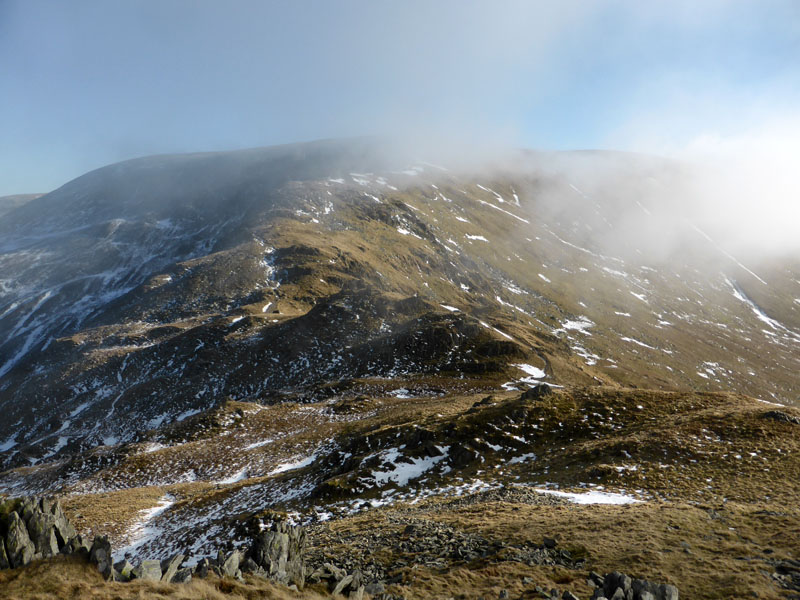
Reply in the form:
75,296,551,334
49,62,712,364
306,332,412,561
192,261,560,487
89,535,113,579
133,559,164,581
5,511,35,568
160,552,185,582
520,383,553,400
1,497,85,568
0,499,309,590
247,520,306,587
588,571,679,600
0,496,95,574
307,563,367,599
768,559,800,595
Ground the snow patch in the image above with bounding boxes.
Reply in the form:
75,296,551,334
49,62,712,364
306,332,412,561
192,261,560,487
535,488,641,505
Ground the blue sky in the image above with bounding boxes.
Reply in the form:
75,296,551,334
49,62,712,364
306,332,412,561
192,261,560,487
1,0,799,194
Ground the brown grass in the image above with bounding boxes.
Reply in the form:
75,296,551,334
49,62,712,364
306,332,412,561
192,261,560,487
0,555,328,600
307,495,796,600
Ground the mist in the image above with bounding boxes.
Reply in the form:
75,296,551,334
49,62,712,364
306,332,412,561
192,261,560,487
1,0,798,259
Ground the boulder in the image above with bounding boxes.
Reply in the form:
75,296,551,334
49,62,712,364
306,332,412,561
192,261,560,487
89,535,113,579
249,521,306,587
160,553,185,582
365,581,385,596
5,511,35,568
65,534,90,558
333,573,354,595
39,497,54,515
0,539,9,569
221,550,242,578
521,384,553,400
588,572,604,588
194,557,211,578
658,584,679,600
173,567,193,583
630,577,679,600
604,572,632,599
18,498,37,524
133,559,163,581
349,585,366,600
49,500,77,548
26,510,59,557
113,559,134,582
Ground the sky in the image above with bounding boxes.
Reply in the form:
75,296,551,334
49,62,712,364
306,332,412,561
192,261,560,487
1,0,799,195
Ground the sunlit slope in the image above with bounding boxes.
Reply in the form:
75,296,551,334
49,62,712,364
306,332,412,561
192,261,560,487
0,142,797,469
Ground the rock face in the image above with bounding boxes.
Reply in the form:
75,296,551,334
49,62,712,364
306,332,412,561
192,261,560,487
134,559,163,581
5,511,35,568
0,495,99,573
0,495,312,590
589,571,679,600
160,553,185,582
521,384,553,400
89,535,113,579
248,521,306,588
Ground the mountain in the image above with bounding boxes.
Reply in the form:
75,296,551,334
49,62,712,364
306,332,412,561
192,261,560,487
1,140,799,599
0,194,42,219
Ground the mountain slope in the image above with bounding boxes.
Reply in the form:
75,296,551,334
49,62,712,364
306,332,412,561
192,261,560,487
2,140,799,599
1,141,797,469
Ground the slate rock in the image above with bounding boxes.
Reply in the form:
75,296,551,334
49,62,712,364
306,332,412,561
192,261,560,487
6,511,35,568
26,510,59,557
588,572,604,588
563,592,580,600
173,567,193,583
89,535,113,579
349,586,366,600
521,384,553,400
66,534,90,558
249,521,306,587
333,573,355,595
113,559,134,582
0,539,9,569
194,557,211,578
12,499,33,528
241,556,263,574
365,581,386,595
161,552,185,582
326,562,347,581
762,410,800,425
39,497,55,515
133,559,163,581
221,550,242,578
50,500,77,548
659,584,679,600
604,572,632,599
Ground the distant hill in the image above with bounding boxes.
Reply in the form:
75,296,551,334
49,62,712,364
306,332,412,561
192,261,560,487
0,193,43,218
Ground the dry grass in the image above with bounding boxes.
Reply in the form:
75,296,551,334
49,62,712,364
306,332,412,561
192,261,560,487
0,555,328,600
62,486,169,542
307,495,797,600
